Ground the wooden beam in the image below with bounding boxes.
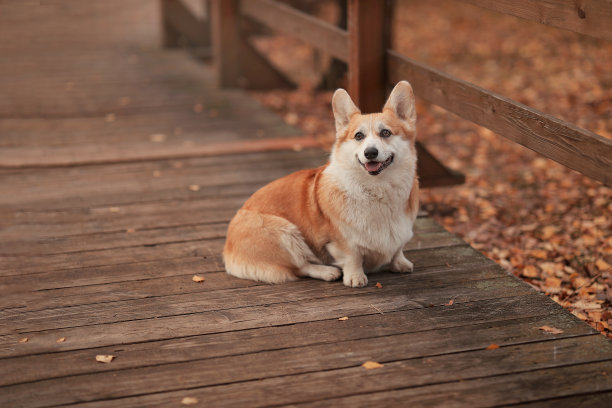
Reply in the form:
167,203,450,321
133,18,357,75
161,0,210,47
417,142,465,188
388,50,612,186
458,0,612,42
209,0,293,89
241,0,349,62
347,0,389,113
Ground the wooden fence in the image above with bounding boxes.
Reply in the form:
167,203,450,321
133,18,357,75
163,0,612,187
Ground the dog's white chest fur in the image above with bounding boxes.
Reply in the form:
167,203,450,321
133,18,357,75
325,167,415,270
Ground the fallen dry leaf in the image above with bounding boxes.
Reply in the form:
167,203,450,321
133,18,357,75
192,275,205,283
521,265,539,278
485,344,500,350
362,361,384,370
445,299,455,306
188,185,200,192
181,397,199,405
18,337,28,343
56,337,66,343
338,316,349,321
375,282,382,289
150,133,166,143
595,259,611,271
95,355,115,364
538,325,564,334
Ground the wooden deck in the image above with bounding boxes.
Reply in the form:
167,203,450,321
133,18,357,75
1,3,612,407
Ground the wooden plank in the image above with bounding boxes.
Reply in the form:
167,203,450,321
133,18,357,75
161,0,210,47
2,289,546,360
0,274,535,358
0,215,446,256
240,0,349,62
1,254,490,315
4,334,607,407
0,136,320,169
292,361,612,408
459,0,612,42
416,141,465,187
388,50,612,186
512,391,612,407
2,296,582,387
347,0,388,113
1,263,514,335
0,232,469,279
0,236,469,308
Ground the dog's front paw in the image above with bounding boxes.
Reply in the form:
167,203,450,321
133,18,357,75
391,254,413,273
343,272,368,288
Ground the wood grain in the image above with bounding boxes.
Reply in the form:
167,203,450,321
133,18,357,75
459,0,612,42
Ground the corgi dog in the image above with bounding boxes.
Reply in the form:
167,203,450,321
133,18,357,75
223,81,419,287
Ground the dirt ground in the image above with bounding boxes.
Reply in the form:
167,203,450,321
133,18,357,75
249,0,612,338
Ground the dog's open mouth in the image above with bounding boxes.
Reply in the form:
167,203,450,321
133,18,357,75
358,154,394,175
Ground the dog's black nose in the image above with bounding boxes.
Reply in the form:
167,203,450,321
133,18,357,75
364,147,378,160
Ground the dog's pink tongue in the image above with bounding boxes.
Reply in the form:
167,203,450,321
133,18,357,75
365,161,382,172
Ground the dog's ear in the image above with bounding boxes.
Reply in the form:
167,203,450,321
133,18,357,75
332,89,360,134
383,81,416,129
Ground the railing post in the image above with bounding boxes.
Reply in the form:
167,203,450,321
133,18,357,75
209,0,293,89
210,0,243,87
347,0,389,113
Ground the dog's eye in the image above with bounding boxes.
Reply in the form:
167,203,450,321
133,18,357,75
380,129,391,138
354,132,365,141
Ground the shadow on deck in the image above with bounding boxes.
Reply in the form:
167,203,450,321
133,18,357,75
0,2,611,407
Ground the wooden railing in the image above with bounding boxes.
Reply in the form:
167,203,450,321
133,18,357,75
163,0,612,187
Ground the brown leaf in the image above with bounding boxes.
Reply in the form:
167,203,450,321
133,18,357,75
445,299,454,306
150,133,166,143
18,337,28,343
375,282,382,288
521,265,539,278
56,337,66,343
338,316,349,321
181,397,199,405
362,361,384,370
595,259,611,271
538,325,564,334
192,275,205,283
529,250,548,260
95,355,115,364
485,343,500,350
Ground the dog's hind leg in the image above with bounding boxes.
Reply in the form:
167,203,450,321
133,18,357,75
224,210,338,283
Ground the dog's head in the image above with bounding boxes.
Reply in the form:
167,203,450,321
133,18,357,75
330,81,417,178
